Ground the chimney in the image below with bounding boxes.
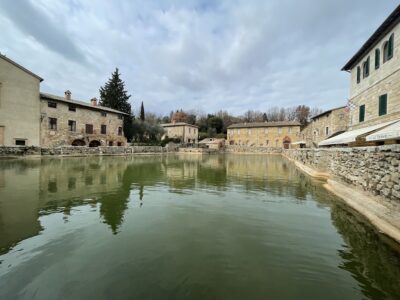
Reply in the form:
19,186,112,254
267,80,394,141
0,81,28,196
90,97,97,107
64,90,71,100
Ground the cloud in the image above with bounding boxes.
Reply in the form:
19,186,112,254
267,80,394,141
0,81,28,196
0,0,398,115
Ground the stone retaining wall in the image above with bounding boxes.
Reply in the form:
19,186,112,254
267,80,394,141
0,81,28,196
225,145,282,154
178,148,219,154
0,146,171,157
284,145,400,202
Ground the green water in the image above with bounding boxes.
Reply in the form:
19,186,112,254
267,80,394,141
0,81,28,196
0,154,399,300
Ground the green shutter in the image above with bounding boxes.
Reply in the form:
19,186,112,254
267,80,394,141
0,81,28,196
357,67,360,83
366,57,370,76
359,105,365,122
379,94,387,116
388,34,394,59
375,49,380,69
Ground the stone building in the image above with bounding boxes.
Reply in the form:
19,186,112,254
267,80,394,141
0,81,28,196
161,122,199,144
321,5,400,147
0,54,43,146
40,92,127,147
198,138,225,150
301,106,349,147
227,121,301,149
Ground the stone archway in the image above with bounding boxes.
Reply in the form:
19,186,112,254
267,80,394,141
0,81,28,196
283,136,291,149
71,139,86,146
89,140,101,147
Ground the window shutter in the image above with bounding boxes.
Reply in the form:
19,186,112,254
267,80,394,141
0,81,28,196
379,94,387,116
388,34,394,59
375,49,380,69
357,67,361,83
366,57,370,76
359,105,365,122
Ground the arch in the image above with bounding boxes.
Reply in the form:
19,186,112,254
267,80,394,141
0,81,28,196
89,140,101,147
283,136,291,149
71,139,86,146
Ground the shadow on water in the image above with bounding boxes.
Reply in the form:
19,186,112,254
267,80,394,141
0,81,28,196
0,154,400,299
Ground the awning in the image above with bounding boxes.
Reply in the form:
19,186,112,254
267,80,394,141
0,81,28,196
366,120,400,141
291,141,306,145
318,120,397,146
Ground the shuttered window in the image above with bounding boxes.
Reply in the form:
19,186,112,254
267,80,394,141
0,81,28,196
362,57,370,78
356,66,361,83
359,105,365,122
379,94,387,116
375,48,380,69
388,34,394,60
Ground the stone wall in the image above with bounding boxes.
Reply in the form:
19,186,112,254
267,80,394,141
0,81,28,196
225,145,283,154
284,145,400,201
0,146,172,157
178,148,219,154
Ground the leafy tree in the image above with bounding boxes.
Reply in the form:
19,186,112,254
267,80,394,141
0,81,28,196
99,68,133,141
140,101,145,121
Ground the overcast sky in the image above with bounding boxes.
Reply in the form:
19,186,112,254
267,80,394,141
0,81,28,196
1,0,398,116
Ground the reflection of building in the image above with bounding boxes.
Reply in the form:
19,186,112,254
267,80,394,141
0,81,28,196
301,106,349,148
40,92,127,147
227,121,301,149
321,6,400,147
0,54,127,147
161,122,199,144
0,54,43,146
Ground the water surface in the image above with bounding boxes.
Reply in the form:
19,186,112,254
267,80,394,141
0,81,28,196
0,154,399,300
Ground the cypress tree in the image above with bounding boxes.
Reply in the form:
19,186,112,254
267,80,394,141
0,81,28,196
140,101,145,121
99,68,133,141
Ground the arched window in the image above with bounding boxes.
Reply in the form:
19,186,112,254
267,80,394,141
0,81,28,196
356,66,361,83
383,33,394,63
362,57,370,78
375,48,380,69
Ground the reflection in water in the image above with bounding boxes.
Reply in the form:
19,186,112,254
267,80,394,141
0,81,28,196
0,154,400,299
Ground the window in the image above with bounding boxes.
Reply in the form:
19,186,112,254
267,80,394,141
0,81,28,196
101,124,107,134
266,140,269,145
359,105,365,122
15,139,26,146
69,105,76,112
68,120,76,132
356,66,361,83
362,57,370,78
118,127,123,136
48,101,57,108
383,34,394,63
375,48,380,69
86,124,93,134
101,112,107,117
109,141,113,146
118,115,123,120
48,118,57,130
189,128,191,133
379,94,387,116
325,127,329,136
117,142,122,146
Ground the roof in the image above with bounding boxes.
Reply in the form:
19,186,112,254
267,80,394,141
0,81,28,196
161,122,198,128
227,121,301,129
318,120,397,146
199,138,225,144
40,93,129,115
366,120,400,141
342,4,400,71
311,106,347,120
0,53,43,82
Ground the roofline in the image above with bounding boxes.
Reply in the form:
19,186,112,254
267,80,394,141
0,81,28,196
161,123,199,128
342,4,400,71
40,93,130,115
0,53,44,82
311,105,347,120
227,121,301,129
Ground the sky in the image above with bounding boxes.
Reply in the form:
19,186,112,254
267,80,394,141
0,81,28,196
0,0,399,116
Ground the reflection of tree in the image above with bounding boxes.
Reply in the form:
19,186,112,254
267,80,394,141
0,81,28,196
330,203,400,299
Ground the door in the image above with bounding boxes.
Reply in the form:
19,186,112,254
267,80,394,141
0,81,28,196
0,127,4,145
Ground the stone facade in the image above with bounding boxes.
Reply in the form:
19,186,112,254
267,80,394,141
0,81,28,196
40,92,127,147
346,18,400,132
225,145,283,154
161,122,199,143
227,121,301,149
0,54,42,146
301,106,349,147
284,145,400,202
